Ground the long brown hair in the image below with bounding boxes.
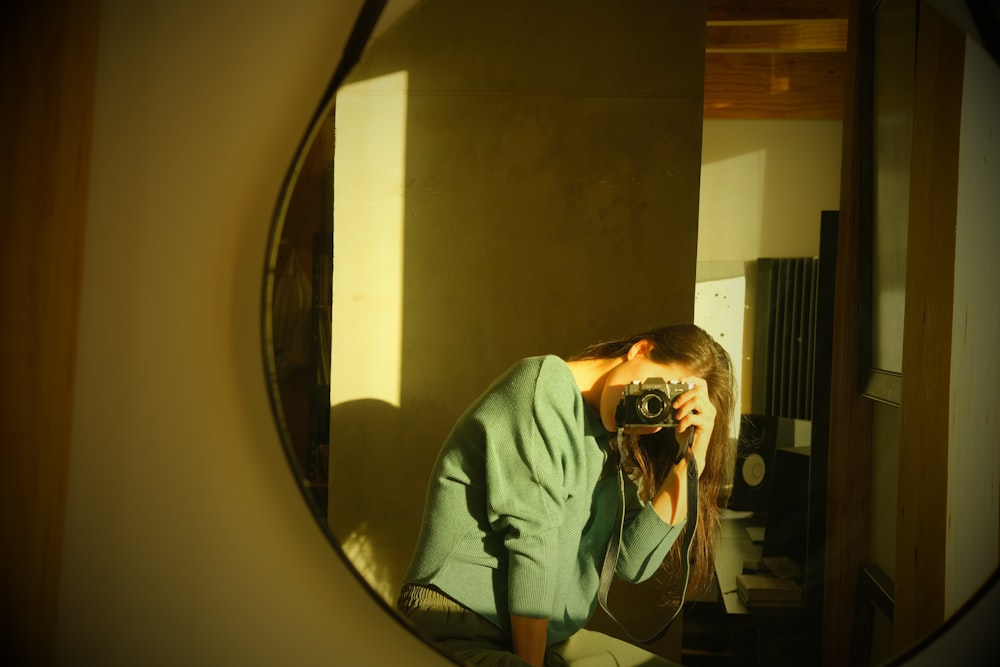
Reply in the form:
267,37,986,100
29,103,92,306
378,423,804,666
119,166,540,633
570,324,737,599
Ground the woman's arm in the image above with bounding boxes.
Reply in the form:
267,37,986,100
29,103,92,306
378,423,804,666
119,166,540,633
510,614,548,667
650,462,689,525
649,376,715,525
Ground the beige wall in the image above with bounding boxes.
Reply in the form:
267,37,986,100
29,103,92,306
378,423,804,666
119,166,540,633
57,1,444,664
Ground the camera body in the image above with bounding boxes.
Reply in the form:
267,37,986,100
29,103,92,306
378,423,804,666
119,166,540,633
615,378,693,428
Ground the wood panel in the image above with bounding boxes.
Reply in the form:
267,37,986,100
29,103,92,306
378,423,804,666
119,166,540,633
707,20,847,52
893,2,965,652
704,51,845,119
708,0,849,22
0,1,100,664
821,0,874,664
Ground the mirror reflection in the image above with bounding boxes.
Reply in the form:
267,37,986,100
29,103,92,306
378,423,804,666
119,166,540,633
265,0,999,665
272,0,832,664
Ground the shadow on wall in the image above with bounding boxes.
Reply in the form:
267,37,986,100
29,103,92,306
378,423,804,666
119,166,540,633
329,397,415,604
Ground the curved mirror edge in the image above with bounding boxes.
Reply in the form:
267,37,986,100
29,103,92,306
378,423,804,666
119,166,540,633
260,0,460,663
261,80,337,524
261,0,380,521
887,569,1000,665
258,0,1000,664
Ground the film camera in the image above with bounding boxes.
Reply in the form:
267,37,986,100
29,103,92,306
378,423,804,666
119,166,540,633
615,378,693,428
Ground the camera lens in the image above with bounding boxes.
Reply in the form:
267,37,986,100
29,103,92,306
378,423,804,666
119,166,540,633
637,391,668,421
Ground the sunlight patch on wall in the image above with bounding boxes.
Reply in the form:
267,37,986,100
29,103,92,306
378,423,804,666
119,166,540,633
330,71,409,408
340,522,396,604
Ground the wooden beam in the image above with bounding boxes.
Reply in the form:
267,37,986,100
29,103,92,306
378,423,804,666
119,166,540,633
708,0,849,22
704,51,845,119
707,20,848,52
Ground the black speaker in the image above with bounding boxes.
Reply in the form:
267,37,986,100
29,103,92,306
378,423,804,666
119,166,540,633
728,414,781,513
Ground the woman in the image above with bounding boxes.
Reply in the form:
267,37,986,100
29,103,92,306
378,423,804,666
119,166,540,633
398,324,736,667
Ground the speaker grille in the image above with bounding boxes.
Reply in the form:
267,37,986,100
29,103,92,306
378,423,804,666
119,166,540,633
751,257,819,421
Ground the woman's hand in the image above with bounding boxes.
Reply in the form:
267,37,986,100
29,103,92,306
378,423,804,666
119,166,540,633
671,376,715,479
649,376,716,524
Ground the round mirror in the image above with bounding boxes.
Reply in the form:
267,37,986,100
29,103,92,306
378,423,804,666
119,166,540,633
263,0,999,664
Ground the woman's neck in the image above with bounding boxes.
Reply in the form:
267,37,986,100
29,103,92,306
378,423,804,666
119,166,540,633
565,356,621,412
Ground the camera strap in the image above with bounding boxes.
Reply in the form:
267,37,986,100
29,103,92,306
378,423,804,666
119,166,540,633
596,428,698,644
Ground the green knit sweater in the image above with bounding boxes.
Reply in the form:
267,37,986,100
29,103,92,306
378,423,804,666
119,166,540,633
404,355,683,644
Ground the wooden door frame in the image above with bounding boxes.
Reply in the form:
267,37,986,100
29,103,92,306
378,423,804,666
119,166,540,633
0,2,100,664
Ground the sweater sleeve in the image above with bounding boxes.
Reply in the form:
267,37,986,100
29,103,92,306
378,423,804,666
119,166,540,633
480,359,575,620
615,475,685,583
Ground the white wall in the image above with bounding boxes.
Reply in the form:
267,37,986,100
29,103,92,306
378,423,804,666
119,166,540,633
946,35,1000,616
698,119,843,262
57,1,446,664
